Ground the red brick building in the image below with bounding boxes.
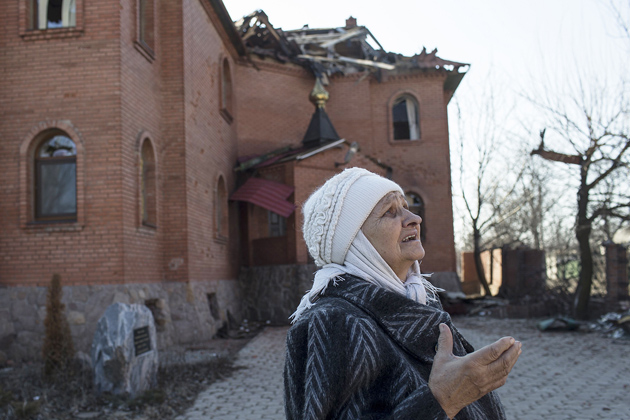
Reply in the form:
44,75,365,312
0,0,466,360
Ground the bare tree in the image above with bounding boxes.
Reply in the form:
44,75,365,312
524,1,630,319
606,0,630,46
489,156,565,251
530,93,630,318
454,85,524,296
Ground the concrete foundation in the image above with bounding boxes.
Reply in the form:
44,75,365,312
239,264,317,325
0,279,242,363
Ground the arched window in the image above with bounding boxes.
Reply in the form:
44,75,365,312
140,139,157,227
31,0,76,29
392,95,420,140
405,192,426,241
35,134,77,221
215,176,228,239
220,58,233,122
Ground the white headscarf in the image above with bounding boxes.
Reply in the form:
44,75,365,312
290,230,438,323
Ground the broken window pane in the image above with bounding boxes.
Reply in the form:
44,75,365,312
47,0,62,27
393,96,420,140
38,135,77,157
31,0,76,30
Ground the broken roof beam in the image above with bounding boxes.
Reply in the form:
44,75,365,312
318,27,366,49
253,12,282,42
236,10,296,57
287,32,349,45
297,54,395,70
296,139,345,160
286,25,385,51
361,27,385,52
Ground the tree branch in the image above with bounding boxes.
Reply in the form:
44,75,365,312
530,128,583,165
586,136,630,190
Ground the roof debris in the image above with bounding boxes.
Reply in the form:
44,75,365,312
235,11,469,84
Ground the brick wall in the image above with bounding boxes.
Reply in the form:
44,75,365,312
182,0,239,283
604,242,629,303
159,0,189,282
460,250,503,296
120,0,163,285
0,0,124,286
235,60,314,156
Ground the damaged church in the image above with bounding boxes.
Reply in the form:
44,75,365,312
0,0,468,360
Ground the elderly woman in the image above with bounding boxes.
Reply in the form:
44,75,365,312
284,168,521,420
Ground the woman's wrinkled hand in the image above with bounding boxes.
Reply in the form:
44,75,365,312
428,323,522,419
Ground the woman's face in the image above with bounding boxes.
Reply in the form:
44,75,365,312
362,191,424,280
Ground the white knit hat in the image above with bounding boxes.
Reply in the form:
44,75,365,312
302,167,404,266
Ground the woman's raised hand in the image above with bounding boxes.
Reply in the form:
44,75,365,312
428,323,522,419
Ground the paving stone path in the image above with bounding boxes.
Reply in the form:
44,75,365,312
175,327,289,420
176,317,630,420
457,317,630,420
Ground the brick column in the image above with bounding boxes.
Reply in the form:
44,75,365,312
604,241,629,303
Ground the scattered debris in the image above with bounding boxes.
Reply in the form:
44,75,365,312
537,317,580,332
214,318,269,340
465,297,509,316
588,310,630,341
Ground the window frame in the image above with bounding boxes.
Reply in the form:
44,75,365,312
34,141,77,222
388,92,422,144
19,122,85,230
20,0,84,40
135,0,156,60
135,132,158,231
140,138,157,228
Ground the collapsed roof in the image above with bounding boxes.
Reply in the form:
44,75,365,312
234,11,469,89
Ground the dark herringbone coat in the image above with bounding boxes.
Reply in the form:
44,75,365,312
284,275,506,420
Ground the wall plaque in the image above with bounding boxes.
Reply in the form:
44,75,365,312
133,326,151,357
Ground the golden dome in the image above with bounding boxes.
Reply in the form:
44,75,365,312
309,78,329,108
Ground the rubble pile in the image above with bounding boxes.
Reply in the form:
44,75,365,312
588,309,630,340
